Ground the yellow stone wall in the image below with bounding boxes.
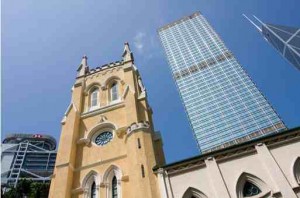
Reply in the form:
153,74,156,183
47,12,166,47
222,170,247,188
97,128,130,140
49,48,165,198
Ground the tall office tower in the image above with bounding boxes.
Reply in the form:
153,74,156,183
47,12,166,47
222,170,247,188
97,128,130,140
244,15,300,71
1,133,57,188
158,12,286,153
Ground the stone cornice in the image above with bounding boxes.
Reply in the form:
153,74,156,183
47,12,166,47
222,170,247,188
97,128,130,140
74,154,127,172
55,162,75,171
154,127,300,175
81,102,125,119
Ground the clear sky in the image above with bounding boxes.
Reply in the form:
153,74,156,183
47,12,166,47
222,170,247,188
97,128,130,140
2,0,300,163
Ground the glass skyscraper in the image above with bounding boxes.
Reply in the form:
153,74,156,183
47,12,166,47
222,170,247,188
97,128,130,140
158,12,286,153
244,15,300,71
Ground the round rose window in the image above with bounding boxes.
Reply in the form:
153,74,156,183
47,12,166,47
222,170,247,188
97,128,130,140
94,131,113,146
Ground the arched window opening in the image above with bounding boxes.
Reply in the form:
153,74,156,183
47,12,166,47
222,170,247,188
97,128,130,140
112,176,118,198
294,157,300,184
103,165,122,198
90,88,99,109
91,182,96,198
182,187,208,198
82,171,99,198
110,82,119,102
236,172,270,198
243,181,261,197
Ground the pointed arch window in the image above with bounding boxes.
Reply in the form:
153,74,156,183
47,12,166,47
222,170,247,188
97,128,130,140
293,157,300,184
243,181,261,197
82,171,99,198
103,165,122,198
182,187,208,198
110,82,119,102
236,172,270,198
112,176,118,198
91,182,96,198
90,88,99,109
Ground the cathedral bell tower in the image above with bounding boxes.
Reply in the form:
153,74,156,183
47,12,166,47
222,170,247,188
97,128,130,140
49,43,165,198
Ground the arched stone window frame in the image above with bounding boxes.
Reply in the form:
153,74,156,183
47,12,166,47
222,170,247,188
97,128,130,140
182,187,208,198
87,122,117,146
85,83,101,111
110,81,119,103
81,170,101,198
104,76,122,104
236,172,271,198
90,87,100,110
293,157,300,184
103,165,122,198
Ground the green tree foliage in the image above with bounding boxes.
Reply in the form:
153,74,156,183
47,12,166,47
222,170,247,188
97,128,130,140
16,179,32,197
29,182,50,198
2,180,50,198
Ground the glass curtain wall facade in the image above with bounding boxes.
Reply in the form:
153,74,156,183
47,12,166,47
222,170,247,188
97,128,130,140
261,23,300,71
1,133,57,188
158,12,286,153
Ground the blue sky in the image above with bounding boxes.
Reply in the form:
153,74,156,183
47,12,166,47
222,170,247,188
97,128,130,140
2,0,300,163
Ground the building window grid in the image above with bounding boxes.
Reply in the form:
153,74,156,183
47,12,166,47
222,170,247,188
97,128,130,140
193,15,271,146
160,23,205,150
197,113,275,133
184,19,248,142
197,117,281,140
189,103,273,123
160,14,285,152
198,15,279,133
173,19,222,150
189,103,272,124
199,121,279,147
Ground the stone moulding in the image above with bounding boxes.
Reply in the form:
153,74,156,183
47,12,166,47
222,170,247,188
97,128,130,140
77,121,118,146
81,102,125,119
126,121,150,135
61,102,79,124
74,155,127,172
154,127,300,176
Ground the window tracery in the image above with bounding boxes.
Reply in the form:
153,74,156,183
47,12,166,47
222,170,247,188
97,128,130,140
236,172,270,198
243,181,261,197
182,187,208,198
112,176,118,198
91,182,96,198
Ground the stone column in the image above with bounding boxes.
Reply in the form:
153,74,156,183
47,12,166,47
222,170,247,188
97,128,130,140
205,157,231,198
255,143,297,198
157,168,169,198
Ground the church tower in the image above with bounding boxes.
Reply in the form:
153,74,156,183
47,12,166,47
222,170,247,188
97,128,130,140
49,43,165,198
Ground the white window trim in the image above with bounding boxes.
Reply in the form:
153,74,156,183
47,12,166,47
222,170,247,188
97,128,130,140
236,172,271,198
103,165,122,198
82,171,100,198
110,82,120,103
90,89,100,111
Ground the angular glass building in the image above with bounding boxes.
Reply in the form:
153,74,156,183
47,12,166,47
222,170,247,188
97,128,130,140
158,12,286,153
245,15,300,71
1,133,57,188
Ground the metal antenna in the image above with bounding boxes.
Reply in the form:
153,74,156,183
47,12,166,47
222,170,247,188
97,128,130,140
243,14,262,32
